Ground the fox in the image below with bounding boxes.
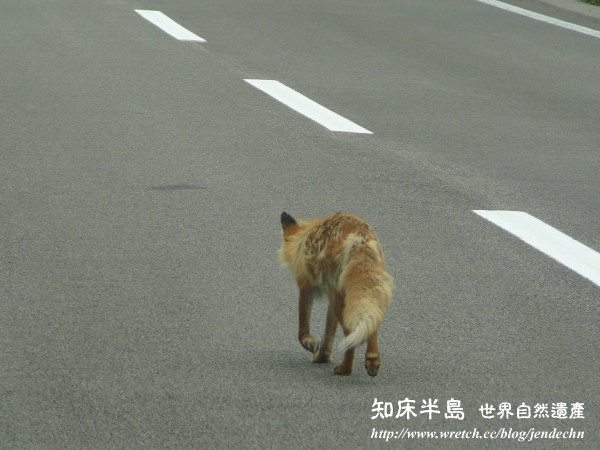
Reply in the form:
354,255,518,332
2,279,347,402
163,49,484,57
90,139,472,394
279,211,393,377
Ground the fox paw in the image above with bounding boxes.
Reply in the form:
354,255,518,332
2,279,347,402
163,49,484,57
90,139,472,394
299,336,319,354
365,356,380,377
333,364,353,376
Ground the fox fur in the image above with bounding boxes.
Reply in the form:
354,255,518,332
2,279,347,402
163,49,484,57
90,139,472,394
279,211,393,377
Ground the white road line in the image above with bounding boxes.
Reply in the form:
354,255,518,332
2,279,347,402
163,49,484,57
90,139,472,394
474,210,600,287
475,0,600,39
135,10,206,42
244,79,372,134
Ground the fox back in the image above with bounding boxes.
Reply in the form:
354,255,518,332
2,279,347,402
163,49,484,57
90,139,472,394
279,212,388,294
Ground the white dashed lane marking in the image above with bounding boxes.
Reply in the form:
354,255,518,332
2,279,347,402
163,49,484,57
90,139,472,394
135,10,206,42
474,210,600,287
244,79,372,134
476,0,600,39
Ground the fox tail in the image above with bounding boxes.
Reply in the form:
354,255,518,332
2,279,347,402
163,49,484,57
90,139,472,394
337,280,392,353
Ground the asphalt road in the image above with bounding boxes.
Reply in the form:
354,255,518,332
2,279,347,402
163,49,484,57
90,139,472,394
1,0,598,448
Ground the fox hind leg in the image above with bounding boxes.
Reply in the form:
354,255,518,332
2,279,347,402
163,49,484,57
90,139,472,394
333,324,355,375
365,331,381,377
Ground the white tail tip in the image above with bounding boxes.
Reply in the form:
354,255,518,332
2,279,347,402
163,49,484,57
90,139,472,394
337,321,369,353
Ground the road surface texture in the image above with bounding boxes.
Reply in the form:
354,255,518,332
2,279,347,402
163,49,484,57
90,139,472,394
1,0,598,448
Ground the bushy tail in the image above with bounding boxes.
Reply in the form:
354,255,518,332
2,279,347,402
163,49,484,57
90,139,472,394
337,278,392,353
338,315,376,353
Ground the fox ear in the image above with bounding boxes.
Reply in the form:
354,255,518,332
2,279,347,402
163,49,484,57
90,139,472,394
280,212,298,229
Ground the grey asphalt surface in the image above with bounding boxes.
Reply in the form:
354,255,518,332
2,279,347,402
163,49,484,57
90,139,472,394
1,0,598,448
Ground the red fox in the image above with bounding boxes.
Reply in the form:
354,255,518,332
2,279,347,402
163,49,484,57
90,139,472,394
279,212,393,377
